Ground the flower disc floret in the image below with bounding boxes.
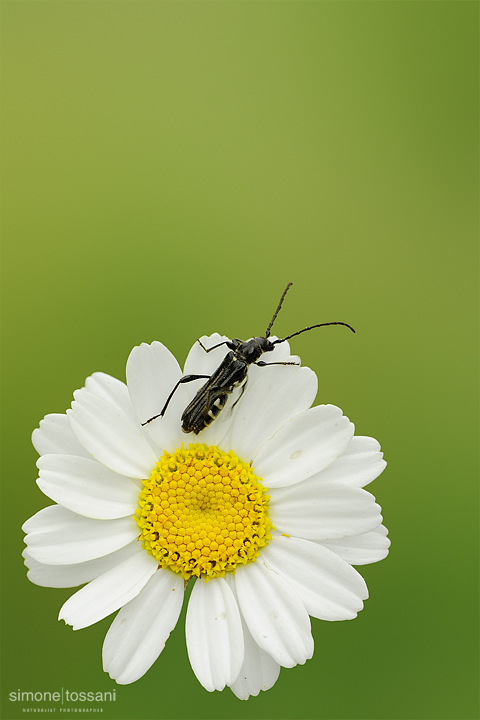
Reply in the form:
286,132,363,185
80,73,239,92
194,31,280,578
135,443,272,580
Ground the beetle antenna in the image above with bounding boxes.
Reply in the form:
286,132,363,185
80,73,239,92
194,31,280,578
272,321,356,345
265,282,293,338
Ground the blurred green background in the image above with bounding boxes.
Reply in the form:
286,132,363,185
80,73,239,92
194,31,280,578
1,2,478,719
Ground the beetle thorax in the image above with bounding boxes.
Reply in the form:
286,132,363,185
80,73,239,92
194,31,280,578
238,337,274,364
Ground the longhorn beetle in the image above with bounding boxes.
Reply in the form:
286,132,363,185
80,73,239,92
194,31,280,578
142,282,355,434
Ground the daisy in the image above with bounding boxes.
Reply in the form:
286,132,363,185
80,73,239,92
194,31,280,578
23,335,389,699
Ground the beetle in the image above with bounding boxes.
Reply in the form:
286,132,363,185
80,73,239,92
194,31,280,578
141,282,355,434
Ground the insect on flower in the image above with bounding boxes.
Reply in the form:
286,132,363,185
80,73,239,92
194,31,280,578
142,282,355,434
24,294,389,698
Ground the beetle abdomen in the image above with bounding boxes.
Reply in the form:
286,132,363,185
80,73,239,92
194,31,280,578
181,391,228,435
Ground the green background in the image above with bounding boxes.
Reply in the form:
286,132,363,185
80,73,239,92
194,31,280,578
1,2,478,719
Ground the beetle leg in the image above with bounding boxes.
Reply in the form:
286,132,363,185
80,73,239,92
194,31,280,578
255,360,300,367
231,378,248,410
141,374,211,425
197,339,231,353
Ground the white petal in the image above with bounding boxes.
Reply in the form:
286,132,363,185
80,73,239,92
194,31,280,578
244,348,302,392
103,569,184,684
321,524,391,565
314,435,387,487
262,536,368,621
269,481,382,540
23,505,139,564
186,577,244,692
234,561,313,668
84,372,136,420
67,389,158,479
32,414,91,458
84,371,162,456
226,579,280,700
230,365,318,462
126,341,188,451
183,334,232,377
254,405,354,488
59,549,158,630
36,454,140,519
22,504,73,534
23,542,140,588
229,620,281,700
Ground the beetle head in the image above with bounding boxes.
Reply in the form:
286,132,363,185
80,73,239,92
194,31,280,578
239,337,274,364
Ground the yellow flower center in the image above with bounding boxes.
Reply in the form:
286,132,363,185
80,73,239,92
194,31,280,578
135,443,272,580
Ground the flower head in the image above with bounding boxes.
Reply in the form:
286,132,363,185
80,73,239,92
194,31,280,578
23,335,389,699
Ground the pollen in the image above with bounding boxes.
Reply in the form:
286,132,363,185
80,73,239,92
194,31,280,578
134,443,272,580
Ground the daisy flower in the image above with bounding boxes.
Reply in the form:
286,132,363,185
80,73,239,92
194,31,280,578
23,334,389,699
